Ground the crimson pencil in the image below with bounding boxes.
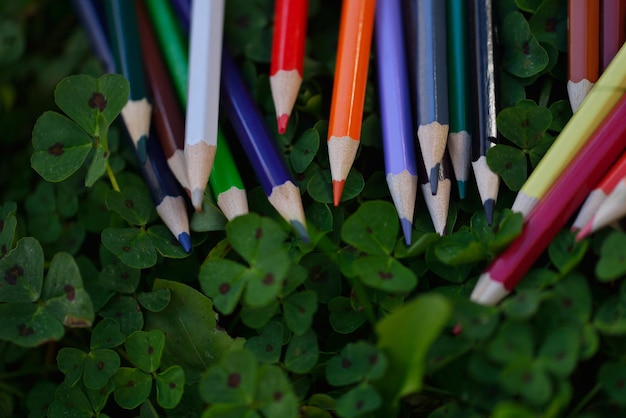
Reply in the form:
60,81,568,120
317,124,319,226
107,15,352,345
576,176,626,241
270,0,308,134
471,93,626,306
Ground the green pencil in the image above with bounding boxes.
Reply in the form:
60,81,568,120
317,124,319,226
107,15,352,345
104,0,151,164
144,0,248,220
446,0,472,199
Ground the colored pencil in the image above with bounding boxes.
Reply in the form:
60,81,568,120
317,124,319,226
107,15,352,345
327,0,376,206
169,0,190,30
184,0,224,211
511,43,626,218
104,0,152,164
140,128,192,254
468,0,499,225
136,0,190,195
471,94,626,306
375,0,417,245
601,0,626,71
572,151,626,230
145,0,248,221
445,0,471,199
576,178,626,241
419,150,451,236
221,49,309,241
71,0,116,74
568,0,600,112
416,0,449,195
270,0,308,135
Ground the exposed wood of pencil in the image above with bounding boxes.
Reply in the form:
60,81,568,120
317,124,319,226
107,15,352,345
471,94,626,306
568,0,600,112
146,0,248,220
446,0,471,199
136,0,189,195
416,0,449,195
572,151,626,230
601,0,626,71
327,0,376,205
221,49,308,241
375,0,418,245
576,179,626,240
511,42,626,218
468,0,499,225
270,0,308,134
71,0,116,73
184,0,224,211
105,0,152,164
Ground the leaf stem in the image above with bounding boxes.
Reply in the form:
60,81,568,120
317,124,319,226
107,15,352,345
106,160,121,192
567,382,602,418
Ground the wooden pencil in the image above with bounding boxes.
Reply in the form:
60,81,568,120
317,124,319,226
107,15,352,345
468,0,500,225
572,151,626,230
136,0,190,195
270,0,308,134
446,0,471,199
71,0,116,74
419,150,451,236
601,0,626,71
327,0,376,206
511,43,626,218
416,0,449,195
169,0,190,30
221,49,309,241
375,0,417,245
140,128,192,254
471,94,626,306
104,0,152,164
145,0,249,220
568,0,600,112
184,0,224,212
576,177,626,241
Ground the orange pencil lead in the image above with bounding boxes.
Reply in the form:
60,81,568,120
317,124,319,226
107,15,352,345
333,180,345,206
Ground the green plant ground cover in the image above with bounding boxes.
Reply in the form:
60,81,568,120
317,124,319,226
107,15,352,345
1,0,626,417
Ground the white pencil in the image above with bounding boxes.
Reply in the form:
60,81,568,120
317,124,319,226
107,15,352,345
184,0,225,211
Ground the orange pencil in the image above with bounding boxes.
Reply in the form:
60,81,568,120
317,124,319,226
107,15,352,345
572,150,626,231
327,0,376,206
568,0,600,112
270,0,308,134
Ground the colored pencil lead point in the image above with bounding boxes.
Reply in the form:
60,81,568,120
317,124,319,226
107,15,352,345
430,163,440,195
575,223,591,242
136,136,148,164
400,218,413,246
191,189,204,213
178,232,192,253
333,180,345,206
291,220,310,243
484,198,495,226
277,114,290,135
457,180,466,200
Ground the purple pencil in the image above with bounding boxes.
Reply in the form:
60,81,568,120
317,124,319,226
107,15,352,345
71,0,116,73
220,49,309,242
375,0,418,245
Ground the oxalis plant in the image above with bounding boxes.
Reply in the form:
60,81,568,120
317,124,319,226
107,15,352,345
1,0,626,416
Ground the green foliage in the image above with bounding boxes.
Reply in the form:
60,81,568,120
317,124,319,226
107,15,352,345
0,0,624,416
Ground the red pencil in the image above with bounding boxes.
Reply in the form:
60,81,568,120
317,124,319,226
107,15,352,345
601,0,626,71
576,175,626,241
470,94,626,306
568,0,600,112
572,151,626,230
270,0,308,134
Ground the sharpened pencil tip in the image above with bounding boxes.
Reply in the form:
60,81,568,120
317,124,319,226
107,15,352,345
333,180,345,206
291,220,310,243
277,114,289,135
137,135,148,164
191,189,204,213
457,180,466,199
178,232,192,253
575,223,592,242
429,163,440,195
483,199,495,226
400,218,413,246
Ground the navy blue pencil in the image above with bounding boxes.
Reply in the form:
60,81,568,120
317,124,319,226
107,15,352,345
220,49,309,241
169,0,190,33
71,0,116,73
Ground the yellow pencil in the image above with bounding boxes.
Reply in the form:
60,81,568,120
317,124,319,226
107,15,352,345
511,43,626,218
